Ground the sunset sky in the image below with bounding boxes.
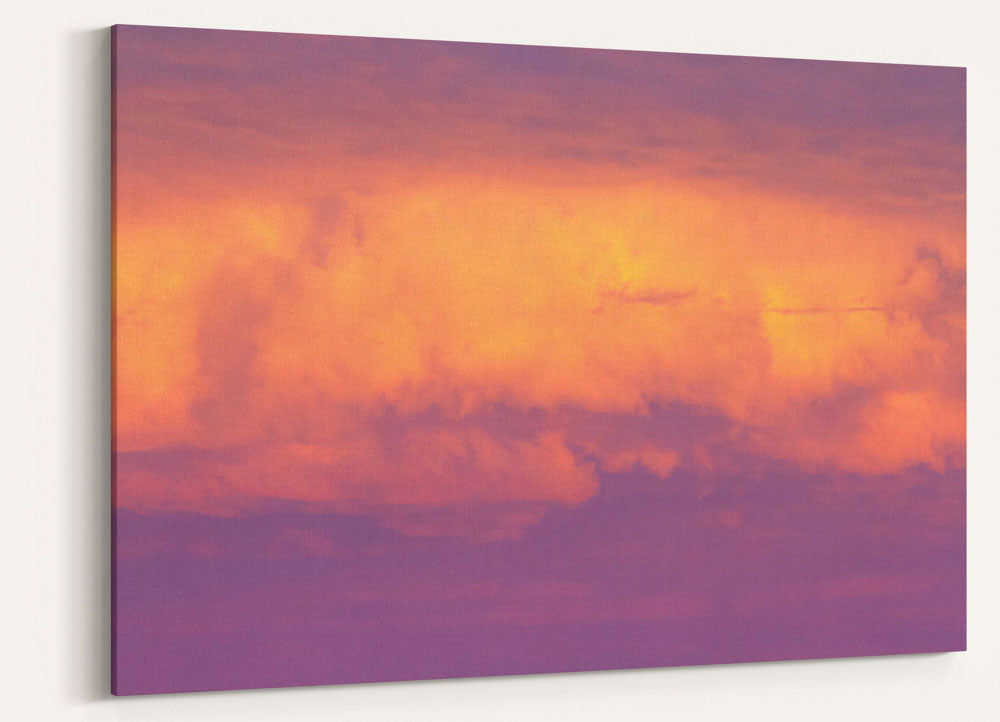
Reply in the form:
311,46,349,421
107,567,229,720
112,25,965,694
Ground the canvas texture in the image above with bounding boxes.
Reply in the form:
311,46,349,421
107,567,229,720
111,24,966,695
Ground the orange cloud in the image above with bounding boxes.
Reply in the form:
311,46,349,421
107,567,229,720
113,36,964,537
116,427,599,539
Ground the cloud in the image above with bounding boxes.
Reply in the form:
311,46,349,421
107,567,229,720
116,428,599,539
113,31,964,538
114,173,963,539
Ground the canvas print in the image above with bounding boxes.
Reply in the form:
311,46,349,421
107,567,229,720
111,24,966,695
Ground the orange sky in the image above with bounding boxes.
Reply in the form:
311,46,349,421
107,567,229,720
113,27,965,538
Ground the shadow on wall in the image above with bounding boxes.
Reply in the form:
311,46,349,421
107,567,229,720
65,26,111,703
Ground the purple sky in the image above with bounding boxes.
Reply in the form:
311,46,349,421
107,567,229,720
114,454,964,693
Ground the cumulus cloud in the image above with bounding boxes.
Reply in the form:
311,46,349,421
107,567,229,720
114,173,964,540
113,33,964,538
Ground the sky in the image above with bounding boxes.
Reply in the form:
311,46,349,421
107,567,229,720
111,25,966,694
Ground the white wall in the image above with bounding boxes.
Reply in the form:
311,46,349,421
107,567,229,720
3,1,998,719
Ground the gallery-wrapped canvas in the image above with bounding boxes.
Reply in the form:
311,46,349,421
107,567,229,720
111,24,966,695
